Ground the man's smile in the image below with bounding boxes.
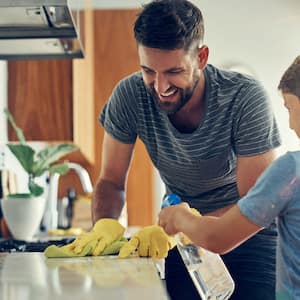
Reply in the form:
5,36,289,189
160,87,178,98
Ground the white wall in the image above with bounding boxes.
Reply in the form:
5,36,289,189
198,0,300,152
0,61,7,144
0,61,24,191
0,62,48,194
0,61,7,170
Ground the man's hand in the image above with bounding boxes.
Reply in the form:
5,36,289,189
118,225,175,259
64,218,125,256
44,237,128,258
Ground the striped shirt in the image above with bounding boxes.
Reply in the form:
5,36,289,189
100,64,281,213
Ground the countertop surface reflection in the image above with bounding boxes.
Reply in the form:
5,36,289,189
0,253,169,300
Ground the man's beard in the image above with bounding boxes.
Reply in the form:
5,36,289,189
147,73,200,115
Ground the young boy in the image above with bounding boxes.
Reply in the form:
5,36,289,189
159,55,300,300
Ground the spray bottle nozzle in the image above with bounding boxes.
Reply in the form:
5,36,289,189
161,194,182,208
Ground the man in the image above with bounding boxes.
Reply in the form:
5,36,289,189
93,0,281,299
159,55,300,300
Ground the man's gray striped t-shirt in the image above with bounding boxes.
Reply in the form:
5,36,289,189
100,64,281,213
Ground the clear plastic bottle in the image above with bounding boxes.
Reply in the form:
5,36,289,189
162,194,235,300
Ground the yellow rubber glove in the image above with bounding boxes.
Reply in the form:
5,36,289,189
64,218,125,256
191,207,201,216
118,225,176,259
44,237,128,258
44,239,97,258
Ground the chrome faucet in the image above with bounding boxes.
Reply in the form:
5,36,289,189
42,162,93,231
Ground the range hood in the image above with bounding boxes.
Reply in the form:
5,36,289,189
0,0,84,60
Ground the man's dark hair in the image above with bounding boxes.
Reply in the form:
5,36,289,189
134,0,204,51
278,55,300,99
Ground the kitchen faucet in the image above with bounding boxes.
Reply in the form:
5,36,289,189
42,162,93,232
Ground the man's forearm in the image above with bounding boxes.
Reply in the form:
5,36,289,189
92,178,126,224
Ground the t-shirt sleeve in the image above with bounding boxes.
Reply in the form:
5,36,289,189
232,79,281,156
99,76,138,144
237,153,296,227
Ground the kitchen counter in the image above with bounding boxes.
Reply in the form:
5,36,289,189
0,253,169,300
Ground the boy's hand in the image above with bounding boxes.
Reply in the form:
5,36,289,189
158,203,200,235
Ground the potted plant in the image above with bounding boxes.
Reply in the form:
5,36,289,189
1,108,79,240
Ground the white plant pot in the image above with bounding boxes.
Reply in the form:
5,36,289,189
1,195,46,241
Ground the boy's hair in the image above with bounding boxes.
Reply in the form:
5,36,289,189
278,55,300,98
134,0,204,51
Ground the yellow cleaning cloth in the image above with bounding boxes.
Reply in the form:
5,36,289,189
44,237,128,258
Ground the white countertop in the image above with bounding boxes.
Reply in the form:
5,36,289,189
0,253,169,300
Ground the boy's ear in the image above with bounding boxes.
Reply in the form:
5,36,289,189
197,46,209,69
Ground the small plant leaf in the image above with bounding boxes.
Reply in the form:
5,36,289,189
4,109,79,196
37,144,78,162
7,193,33,199
6,144,35,173
32,167,49,178
49,163,69,175
32,144,78,175
4,108,26,144
29,181,44,197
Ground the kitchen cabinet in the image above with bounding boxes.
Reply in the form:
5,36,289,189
7,9,155,226
8,60,73,140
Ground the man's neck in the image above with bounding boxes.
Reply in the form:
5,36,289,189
169,73,206,133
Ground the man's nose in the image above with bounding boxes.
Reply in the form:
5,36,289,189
154,73,170,94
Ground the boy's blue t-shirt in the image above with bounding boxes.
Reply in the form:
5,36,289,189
238,151,300,299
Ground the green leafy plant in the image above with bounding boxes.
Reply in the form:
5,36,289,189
4,108,79,197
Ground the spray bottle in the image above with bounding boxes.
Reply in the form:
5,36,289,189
162,194,235,300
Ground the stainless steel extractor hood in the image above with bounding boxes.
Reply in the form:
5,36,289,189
0,0,84,60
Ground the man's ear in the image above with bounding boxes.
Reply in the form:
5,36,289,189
197,46,209,69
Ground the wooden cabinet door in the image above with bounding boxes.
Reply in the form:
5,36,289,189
93,10,155,226
8,60,73,141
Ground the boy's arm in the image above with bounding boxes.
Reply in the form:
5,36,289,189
206,151,277,218
159,204,262,254
190,205,262,254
